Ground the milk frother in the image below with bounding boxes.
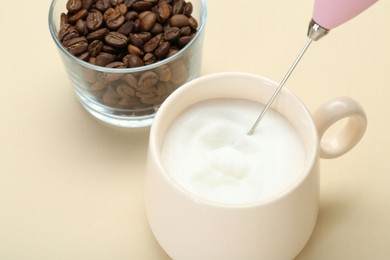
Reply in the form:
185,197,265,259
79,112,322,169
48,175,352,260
247,0,378,135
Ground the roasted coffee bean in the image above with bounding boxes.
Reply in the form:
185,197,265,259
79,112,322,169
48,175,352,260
164,26,180,41
58,24,74,41
106,13,126,30
66,36,88,55
178,35,192,47
86,10,103,31
96,52,116,66
78,51,90,61
141,12,157,31
90,80,108,91
101,45,117,55
157,1,171,23
127,44,144,56
129,33,144,48
132,19,142,33
138,11,152,20
106,61,126,68
188,16,198,30
105,31,128,48
116,83,136,97
123,74,138,88
125,10,138,21
60,13,69,26
110,0,124,6
132,1,153,12
68,8,88,23
143,33,162,52
115,4,128,15
172,0,184,15
179,26,191,36
95,0,111,12
155,41,170,58
117,20,134,35
143,52,157,64
66,0,82,13
88,40,104,57
155,65,171,81
123,54,145,68
102,86,121,106
75,19,88,35
103,62,126,81
138,71,159,89
170,14,190,27
137,32,152,43
150,23,163,34
86,28,107,41
82,0,93,10
184,2,193,16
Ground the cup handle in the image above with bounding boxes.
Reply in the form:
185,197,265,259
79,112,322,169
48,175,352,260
312,96,367,159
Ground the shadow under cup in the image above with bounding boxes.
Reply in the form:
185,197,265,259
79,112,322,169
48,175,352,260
49,0,207,127
145,73,320,259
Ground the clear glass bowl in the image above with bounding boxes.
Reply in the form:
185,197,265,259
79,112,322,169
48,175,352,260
49,0,207,127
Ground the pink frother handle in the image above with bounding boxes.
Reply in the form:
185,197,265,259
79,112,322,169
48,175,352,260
313,0,378,30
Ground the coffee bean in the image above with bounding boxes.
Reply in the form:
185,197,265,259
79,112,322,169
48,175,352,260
88,40,104,57
157,1,171,23
179,26,191,36
132,1,153,12
68,8,88,23
172,0,184,15
66,36,88,55
178,35,192,47
78,51,90,61
116,82,136,97
102,44,118,54
141,12,157,31
127,44,144,56
138,32,152,43
86,28,107,41
150,23,163,34
96,52,116,66
188,16,198,30
105,31,128,48
155,41,170,58
143,52,157,65
123,74,138,88
155,65,171,82
104,62,126,81
86,10,103,31
117,20,134,35
82,0,93,10
110,0,124,6
164,26,180,41
60,13,69,27
129,33,144,48
75,19,88,35
138,71,159,89
95,0,111,12
184,2,193,16
123,54,145,68
106,13,126,30
143,33,162,52
115,4,128,15
125,10,138,21
66,0,83,13
170,14,190,27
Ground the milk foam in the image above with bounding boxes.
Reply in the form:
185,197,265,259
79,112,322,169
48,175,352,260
161,99,306,204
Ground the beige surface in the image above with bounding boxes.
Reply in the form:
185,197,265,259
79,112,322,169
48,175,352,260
1,0,389,259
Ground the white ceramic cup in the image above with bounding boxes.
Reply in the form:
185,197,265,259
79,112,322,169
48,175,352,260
145,72,367,260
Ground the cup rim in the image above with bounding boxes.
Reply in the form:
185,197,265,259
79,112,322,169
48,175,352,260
149,72,320,208
48,0,207,73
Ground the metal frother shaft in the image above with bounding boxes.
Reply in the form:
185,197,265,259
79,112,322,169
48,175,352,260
247,0,378,135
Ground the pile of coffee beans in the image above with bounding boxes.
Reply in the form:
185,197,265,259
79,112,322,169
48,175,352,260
58,0,201,114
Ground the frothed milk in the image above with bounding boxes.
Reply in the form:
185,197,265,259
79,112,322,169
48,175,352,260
161,98,306,204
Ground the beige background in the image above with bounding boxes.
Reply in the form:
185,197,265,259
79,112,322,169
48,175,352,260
1,0,389,259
